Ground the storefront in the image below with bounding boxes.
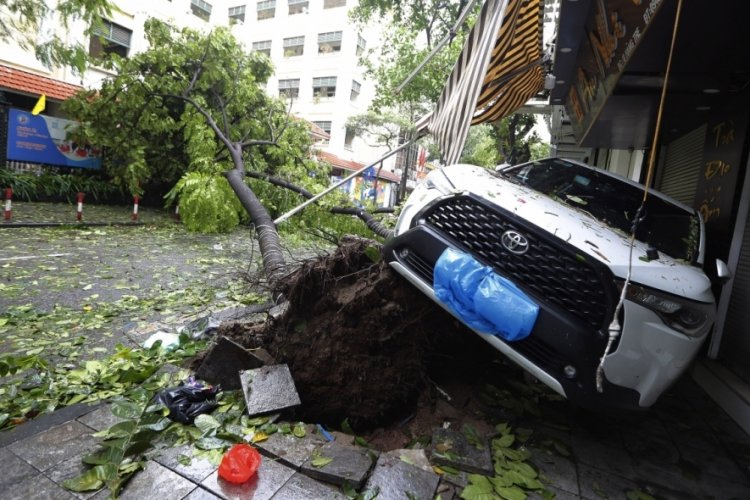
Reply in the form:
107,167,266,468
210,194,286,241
551,0,750,431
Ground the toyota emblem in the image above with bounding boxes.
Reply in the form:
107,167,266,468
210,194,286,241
501,230,530,255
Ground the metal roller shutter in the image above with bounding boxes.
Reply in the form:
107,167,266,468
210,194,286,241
721,206,750,381
657,125,706,205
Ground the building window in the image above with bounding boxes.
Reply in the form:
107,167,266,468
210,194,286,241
318,31,342,53
279,79,300,99
257,0,275,20
323,0,345,8
350,80,361,101
190,0,212,21
313,121,332,144
288,0,308,15
89,19,132,59
283,36,305,57
228,5,246,23
252,40,272,56
313,77,337,98
344,127,355,150
356,34,366,56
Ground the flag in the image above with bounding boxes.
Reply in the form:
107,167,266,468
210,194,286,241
416,0,545,165
31,94,46,115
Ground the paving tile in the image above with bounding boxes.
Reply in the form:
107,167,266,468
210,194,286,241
8,421,99,472
435,481,459,500
384,449,434,473
0,448,40,490
45,455,105,499
300,441,378,489
621,427,680,464
429,428,493,476
529,447,579,496
577,463,643,500
76,404,124,432
0,403,101,447
196,337,265,390
201,458,296,500
528,485,580,500
255,424,325,469
269,472,347,500
570,428,630,471
364,450,439,499
118,461,197,500
154,444,217,483
182,486,223,500
11,471,78,499
678,443,747,483
240,365,301,416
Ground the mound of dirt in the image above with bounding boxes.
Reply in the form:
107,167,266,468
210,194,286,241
217,237,508,433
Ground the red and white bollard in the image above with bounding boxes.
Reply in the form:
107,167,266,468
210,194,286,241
174,204,180,221
76,192,84,221
132,195,139,221
3,188,11,221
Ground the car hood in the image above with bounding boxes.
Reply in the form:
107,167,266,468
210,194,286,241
428,165,714,302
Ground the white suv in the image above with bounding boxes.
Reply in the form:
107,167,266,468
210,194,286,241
384,158,717,410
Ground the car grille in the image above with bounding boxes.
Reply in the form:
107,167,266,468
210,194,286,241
421,195,612,330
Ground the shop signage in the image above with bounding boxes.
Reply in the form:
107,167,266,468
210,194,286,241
6,108,102,168
694,107,748,251
566,0,666,141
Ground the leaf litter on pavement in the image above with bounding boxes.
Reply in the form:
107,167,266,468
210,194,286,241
0,204,268,430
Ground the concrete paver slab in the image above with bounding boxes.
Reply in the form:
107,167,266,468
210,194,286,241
365,451,440,499
300,442,378,489
12,472,78,500
269,472,347,500
0,448,40,490
8,421,99,472
46,455,105,499
529,447,579,496
76,404,124,432
200,457,296,500
154,444,218,483
240,365,301,416
255,424,325,469
118,461,197,500
429,427,493,476
183,487,223,500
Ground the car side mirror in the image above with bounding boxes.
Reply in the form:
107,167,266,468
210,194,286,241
716,259,731,284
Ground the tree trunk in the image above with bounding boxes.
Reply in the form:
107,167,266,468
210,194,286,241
224,148,286,291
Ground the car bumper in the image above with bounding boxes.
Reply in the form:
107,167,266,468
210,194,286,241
384,224,652,410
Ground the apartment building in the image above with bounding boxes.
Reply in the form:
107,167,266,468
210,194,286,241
1,0,397,200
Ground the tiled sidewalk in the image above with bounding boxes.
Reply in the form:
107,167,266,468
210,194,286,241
1,372,749,499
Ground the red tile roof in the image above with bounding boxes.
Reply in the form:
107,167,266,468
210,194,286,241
317,150,401,183
0,64,82,101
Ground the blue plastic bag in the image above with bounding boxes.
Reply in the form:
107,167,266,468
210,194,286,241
433,248,538,341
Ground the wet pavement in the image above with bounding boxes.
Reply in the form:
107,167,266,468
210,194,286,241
0,365,748,499
1,204,750,499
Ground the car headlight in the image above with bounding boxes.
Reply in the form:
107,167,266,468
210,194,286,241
623,282,715,338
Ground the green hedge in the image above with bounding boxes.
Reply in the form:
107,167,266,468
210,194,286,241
0,168,126,204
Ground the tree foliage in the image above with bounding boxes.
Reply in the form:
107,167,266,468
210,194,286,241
352,0,550,166
0,0,113,73
64,19,327,285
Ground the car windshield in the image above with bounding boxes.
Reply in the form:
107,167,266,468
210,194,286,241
498,158,700,263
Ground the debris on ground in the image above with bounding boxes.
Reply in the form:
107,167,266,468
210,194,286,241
157,377,221,424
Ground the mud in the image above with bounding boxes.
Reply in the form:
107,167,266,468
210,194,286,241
215,237,523,434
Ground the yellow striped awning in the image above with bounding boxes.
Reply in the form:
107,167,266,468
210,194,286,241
417,0,545,164
472,0,545,124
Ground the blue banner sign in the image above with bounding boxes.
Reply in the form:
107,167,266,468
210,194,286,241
6,108,102,168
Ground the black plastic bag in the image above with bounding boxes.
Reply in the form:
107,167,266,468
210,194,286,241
157,378,221,424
